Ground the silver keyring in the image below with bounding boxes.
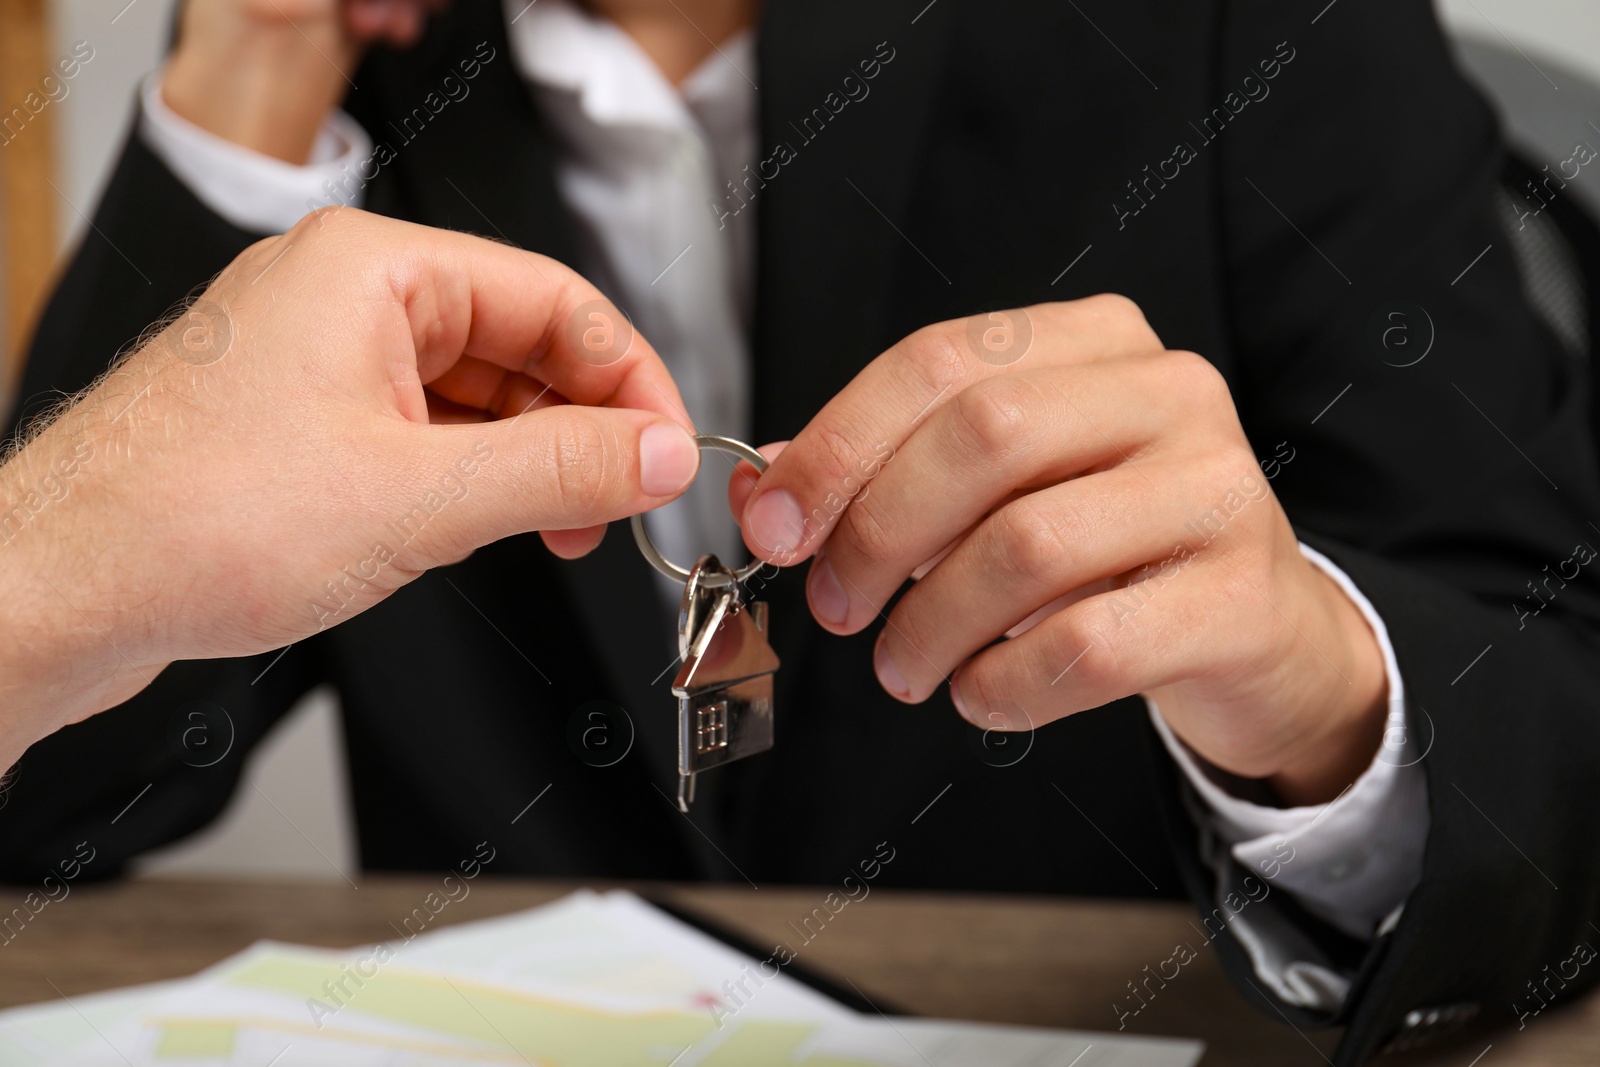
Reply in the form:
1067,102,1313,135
632,434,769,586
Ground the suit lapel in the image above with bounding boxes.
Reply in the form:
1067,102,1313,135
752,0,959,442
388,3,581,263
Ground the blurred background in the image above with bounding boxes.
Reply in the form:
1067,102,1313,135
0,0,1596,881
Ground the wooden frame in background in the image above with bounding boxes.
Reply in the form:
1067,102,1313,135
0,0,61,411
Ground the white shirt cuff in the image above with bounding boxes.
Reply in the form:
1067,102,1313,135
138,71,373,235
1149,542,1429,1010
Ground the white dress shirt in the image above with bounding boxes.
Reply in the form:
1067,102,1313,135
138,0,1429,1011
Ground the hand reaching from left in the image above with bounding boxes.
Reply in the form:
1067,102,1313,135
0,210,697,766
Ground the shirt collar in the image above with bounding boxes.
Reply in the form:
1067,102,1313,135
502,0,756,135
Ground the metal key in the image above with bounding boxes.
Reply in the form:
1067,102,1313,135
670,554,780,812
629,435,782,812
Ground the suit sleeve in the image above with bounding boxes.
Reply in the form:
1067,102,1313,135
1170,1,1600,1061
7,116,267,432
0,117,325,882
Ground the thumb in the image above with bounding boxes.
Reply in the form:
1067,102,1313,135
392,407,700,567
727,441,789,524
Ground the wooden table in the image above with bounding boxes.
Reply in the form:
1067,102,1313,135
0,877,1594,1065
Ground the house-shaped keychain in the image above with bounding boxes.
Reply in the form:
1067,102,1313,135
671,557,780,812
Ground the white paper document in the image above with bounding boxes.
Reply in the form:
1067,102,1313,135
0,890,1202,1067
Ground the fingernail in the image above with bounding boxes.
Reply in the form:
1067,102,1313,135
639,422,699,496
809,556,850,628
875,632,909,698
949,678,973,723
746,488,804,554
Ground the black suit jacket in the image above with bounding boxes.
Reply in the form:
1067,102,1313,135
6,1,1600,1062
